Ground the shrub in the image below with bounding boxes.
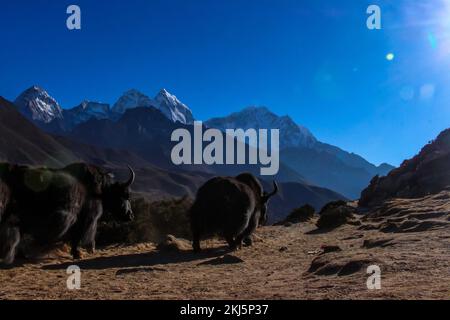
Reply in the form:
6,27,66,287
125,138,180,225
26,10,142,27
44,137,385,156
96,195,193,246
275,204,315,225
316,201,355,230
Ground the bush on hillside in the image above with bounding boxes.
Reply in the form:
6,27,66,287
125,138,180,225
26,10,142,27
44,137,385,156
96,196,193,246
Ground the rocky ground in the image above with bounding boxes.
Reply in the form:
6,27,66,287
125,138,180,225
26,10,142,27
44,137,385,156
0,192,449,300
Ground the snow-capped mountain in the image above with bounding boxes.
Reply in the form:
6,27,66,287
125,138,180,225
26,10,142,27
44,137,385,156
14,86,63,123
205,106,395,199
154,89,194,125
112,88,194,125
9,85,395,199
205,106,317,149
111,89,155,114
64,101,112,127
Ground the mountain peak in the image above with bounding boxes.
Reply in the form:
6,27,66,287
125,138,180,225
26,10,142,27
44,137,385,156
74,100,110,113
242,105,270,112
29,85,44,91
112,89,155,114
155,88,181,104
111,88,194,124
206,106,317,149
153,89,194,124
124,89,145,96
158,88,170,96
14,86,63,123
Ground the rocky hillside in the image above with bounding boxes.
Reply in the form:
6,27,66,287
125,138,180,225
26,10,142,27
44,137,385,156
359,129,450,207
0,97,76,167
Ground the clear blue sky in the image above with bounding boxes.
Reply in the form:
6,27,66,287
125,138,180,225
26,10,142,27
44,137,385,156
1,0,449,166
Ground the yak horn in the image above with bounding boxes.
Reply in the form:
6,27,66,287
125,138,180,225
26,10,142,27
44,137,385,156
124,165,135,187
263,181,279,201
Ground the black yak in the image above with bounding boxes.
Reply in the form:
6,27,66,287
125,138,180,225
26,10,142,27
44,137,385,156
0,163,20,264
0,164,13,224
189,173,278,252
0,163,135,264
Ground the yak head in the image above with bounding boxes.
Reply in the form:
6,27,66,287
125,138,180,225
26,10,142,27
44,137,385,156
102,166,135,222
259,181,279,225
235,173,279,226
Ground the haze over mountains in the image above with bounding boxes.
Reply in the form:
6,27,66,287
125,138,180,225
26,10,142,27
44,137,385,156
10,85,394,201
0,90,341,222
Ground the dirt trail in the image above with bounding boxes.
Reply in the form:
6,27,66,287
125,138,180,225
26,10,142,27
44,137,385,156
1,194,449,300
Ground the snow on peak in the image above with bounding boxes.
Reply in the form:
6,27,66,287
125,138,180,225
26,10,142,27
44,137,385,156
111,88,194,125
65,100,111,126
111,89,155,114
153,88,194,124
205,106,317,149
61,100,110,129
14,86,63,123
77,100,110,114
14,86,196,126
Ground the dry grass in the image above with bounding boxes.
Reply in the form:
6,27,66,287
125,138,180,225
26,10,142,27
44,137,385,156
0,192,449,300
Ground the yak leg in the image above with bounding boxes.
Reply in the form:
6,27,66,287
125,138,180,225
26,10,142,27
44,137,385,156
190,217,202,253
225,235,235,248
225,234,236,250
192,229,201,253
70,221,95,259
0,221,21,265
82,217,98,255
243,236,253,247
234,213,259,249
70,224,83,260
70,202,102,259
70,216,98,259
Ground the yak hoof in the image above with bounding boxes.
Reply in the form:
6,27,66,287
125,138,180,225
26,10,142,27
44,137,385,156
243,237,253,247
71,249,82,260
193,245,201,253
193,246,201,254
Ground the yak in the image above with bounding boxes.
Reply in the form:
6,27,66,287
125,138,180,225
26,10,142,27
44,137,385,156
0,163,20,264
189,173,278,252
0,163,135,264
0,163,14,224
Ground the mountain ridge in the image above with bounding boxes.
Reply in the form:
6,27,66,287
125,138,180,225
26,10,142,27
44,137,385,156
1,96,345,221
205,106,395,198
11,86,394,198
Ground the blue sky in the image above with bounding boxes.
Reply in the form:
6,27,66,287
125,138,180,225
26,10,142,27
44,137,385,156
1,0,449,166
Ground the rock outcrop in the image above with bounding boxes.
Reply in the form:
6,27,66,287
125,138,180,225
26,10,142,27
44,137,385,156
359,129,450,207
